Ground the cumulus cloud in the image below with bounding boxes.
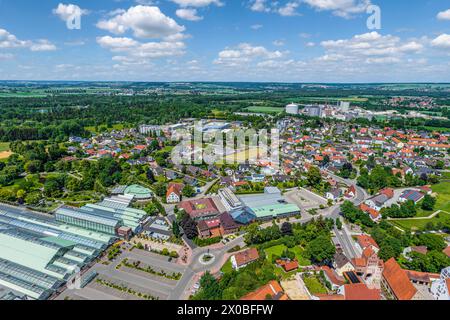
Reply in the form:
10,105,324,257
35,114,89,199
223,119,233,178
214,43,286,67
278,2,301,16
170,0,224,7
437,9,450,21
249,0,301,16
97,5,185,40
53,3,89,23
304,0,371,18
320,31,423,63
0,28,56,51
97,36,185,62
176,8,203,21
431,34,450,49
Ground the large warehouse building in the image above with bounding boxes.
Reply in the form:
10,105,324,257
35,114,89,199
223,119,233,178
0,204,115,300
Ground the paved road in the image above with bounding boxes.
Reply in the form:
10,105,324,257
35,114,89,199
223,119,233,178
168,235,246,300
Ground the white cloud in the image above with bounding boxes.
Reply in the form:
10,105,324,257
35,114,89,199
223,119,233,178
176,8,203,21
321,32,423,60
278,2,301,16
170,0,224,7
214,43,286,67
97,5,185,39
431,34,450,49
250,0,300,16
97,36,185,62
273,39,285,46
304,0,371,18
250,0,270,12
30,40,57,52
53,3,89,23
251,24,263,30
0,28,56,51
0,28,28,48
437,9,450,21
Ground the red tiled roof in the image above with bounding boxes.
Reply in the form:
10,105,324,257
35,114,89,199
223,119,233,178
234,248,260,268
343,283,381,300
443,246,450,258
316,294,345,300
241,280,288,300
383,258,417,300
179,198,219,219
357,234,379,250
277,260,299,272
318,266,345,286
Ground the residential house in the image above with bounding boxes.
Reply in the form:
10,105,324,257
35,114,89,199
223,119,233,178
166,183,183,204
231,248,260,271
241,280,288,300
219,212,240,235
333,251,355,277
382,258,419,300
399,190,425,204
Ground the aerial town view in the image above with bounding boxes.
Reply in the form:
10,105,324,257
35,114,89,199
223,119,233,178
0,0,449,314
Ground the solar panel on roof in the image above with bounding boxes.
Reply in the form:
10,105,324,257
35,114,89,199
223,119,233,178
345,271,361,284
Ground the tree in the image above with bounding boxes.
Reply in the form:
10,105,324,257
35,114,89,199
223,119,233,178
180,214,198,240
281,222,293,236
416,234,446,252
182,185,196,198
421,195,436,211
307,166,322,187
305,235,336,264
172,221,181,238
154,182,167,197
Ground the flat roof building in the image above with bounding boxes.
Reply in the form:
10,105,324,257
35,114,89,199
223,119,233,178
0,203,114,300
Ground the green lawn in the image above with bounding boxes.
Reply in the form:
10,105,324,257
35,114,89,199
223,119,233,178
264,244,311,266
303,275,328,295
390,211,450,231
245,106,284,114
431,182,450,213
0,142,10,152
402,182,450,219
221,259,233,274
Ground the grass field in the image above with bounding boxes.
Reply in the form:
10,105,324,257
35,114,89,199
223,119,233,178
390,182,450,230
0,142,12,160
223,146,269,164
264,244,311,266
302,275,328,295
220,259,233,274
390,211,450,231
84,123,128,133
245,106,284,114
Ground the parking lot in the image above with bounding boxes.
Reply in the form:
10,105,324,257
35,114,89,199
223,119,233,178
56,246,187,300
285,188,328,211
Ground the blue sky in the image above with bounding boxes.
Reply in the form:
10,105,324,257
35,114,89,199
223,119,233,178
1,0,450,82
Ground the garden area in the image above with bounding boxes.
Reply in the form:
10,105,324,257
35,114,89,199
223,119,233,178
264,244,311,266
302,273,328,295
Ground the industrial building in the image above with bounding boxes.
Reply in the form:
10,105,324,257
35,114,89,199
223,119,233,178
231,187,301,222
55,195,149,235
285,103,299,115
0,203,115,300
